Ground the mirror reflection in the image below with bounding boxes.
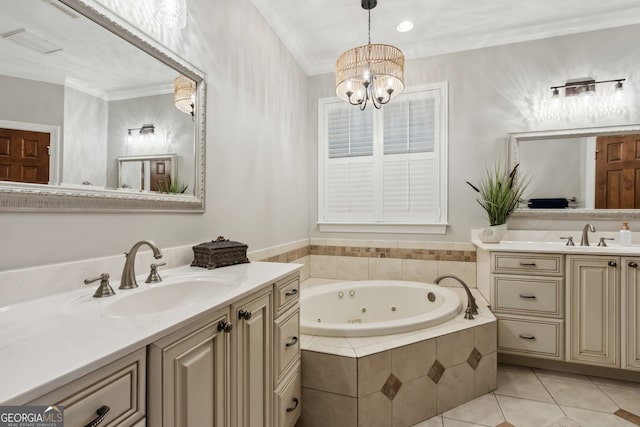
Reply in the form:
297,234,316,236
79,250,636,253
509,125,640,212
0,0,196,196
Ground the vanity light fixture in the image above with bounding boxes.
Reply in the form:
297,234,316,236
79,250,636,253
550,78,625,97
335,0,405,110
127,124,155,135
174,75,196,118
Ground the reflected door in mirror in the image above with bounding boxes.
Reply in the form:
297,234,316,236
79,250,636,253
0,128,50,184
595,134,640,209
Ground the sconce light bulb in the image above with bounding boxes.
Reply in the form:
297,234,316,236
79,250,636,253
616,81,624,90
552,88,559,97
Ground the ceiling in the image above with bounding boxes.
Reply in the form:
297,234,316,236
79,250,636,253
0,0,176,99
250,0,640,76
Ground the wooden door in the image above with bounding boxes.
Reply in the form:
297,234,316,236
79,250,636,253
622,257,640,371
148,308,230,427
566,255,619,367
150,159,171,191
595,134,640,208
0,128,50,184
232,289,273,427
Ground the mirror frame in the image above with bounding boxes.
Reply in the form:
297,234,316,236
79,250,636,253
508,124,640,220
0,0,206,212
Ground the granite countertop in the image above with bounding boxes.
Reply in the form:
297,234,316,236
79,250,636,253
0,261,301,404
473,239,640,256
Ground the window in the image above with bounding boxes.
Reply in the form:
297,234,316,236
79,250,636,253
318,83,448,234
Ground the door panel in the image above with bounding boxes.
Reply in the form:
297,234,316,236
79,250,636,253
596,134,640,208
0,128,50,184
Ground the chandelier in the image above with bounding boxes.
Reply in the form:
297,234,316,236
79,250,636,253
335,0,405,110
174,75,196,118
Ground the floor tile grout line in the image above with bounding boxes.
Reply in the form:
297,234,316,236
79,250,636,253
589,379,623,414
531,367,568,416
492,391,511,426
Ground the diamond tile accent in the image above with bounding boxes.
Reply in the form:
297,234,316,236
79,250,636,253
428,360,445,384
467,347,483,370
615,409,640,426
495,422,516,427
380,373,402,401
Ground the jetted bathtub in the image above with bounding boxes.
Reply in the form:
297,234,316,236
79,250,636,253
300,280,462,337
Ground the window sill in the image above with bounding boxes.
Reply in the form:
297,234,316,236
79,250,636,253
317,222,448,234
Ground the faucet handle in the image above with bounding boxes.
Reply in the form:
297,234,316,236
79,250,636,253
84,273,116,298
560,236,575,246
145,262,166,283
598,237,615,247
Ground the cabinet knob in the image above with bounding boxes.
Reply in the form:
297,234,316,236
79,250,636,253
285,336,299,347
608,261,617,267
286,397,299,413
285,288,298,297
629,262,638,268
217,320,233,333
238,309,253,320
84,405,110,427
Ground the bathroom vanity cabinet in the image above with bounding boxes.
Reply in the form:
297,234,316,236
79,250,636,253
480,247,640,372
23,268,301,427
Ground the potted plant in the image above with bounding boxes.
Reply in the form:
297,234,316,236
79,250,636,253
466,163,528,243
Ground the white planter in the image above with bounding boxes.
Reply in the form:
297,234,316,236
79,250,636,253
478,224,507,243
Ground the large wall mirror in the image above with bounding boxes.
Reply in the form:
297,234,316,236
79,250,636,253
508,124,640,220
0,0,205,211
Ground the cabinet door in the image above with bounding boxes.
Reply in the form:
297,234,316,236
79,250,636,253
148,308,230,427
623,257,640,370
232,289,273,427
566,256,620,367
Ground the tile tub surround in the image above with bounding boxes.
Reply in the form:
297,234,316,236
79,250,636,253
298,279,497,427
308,239,477,287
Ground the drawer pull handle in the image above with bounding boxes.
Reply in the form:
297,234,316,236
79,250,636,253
84,405,110,427
629,262,638,268
285,288,298,297
519,294,537,299
217,320,233,333
519,262,537,267
608,261,617,267
286,397,299,413
285,336,298,347
238,309,252,320
518,334,536,340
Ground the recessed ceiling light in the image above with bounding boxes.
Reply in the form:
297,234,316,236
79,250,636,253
397,20,414,33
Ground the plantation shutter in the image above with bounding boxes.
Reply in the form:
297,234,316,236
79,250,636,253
324,104,375,221
382,93,440,222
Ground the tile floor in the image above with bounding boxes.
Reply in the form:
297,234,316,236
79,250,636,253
412,363,640,427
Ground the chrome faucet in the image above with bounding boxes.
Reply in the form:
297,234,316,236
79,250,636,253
120,240,163,289
433,274,479,320
580,224,596,246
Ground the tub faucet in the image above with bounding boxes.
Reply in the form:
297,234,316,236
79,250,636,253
433,274,478,320
120,240,163,289
580,223,596,246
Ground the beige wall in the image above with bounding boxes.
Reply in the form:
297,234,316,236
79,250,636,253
308,24,640,241
0,0,310,270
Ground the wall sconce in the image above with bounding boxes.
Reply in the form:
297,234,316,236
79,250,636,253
127,124,155,135
174,75,195,118
550,78,625,97
535,77,628,121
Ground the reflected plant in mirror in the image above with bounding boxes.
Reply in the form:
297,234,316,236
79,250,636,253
0,0,205,211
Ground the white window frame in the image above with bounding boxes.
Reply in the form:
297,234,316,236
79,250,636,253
317,82,449,234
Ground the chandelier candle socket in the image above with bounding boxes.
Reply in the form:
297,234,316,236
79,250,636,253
335,0,405,110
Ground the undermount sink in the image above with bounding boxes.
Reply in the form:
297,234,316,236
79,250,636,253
103,278,233,316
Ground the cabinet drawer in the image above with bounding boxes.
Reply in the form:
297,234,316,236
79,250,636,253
29,348,145,427
274,274,300,317
493,275,563,317
275,305,300,383
493,253,563,276
274,362,301,427
497,317,563,359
